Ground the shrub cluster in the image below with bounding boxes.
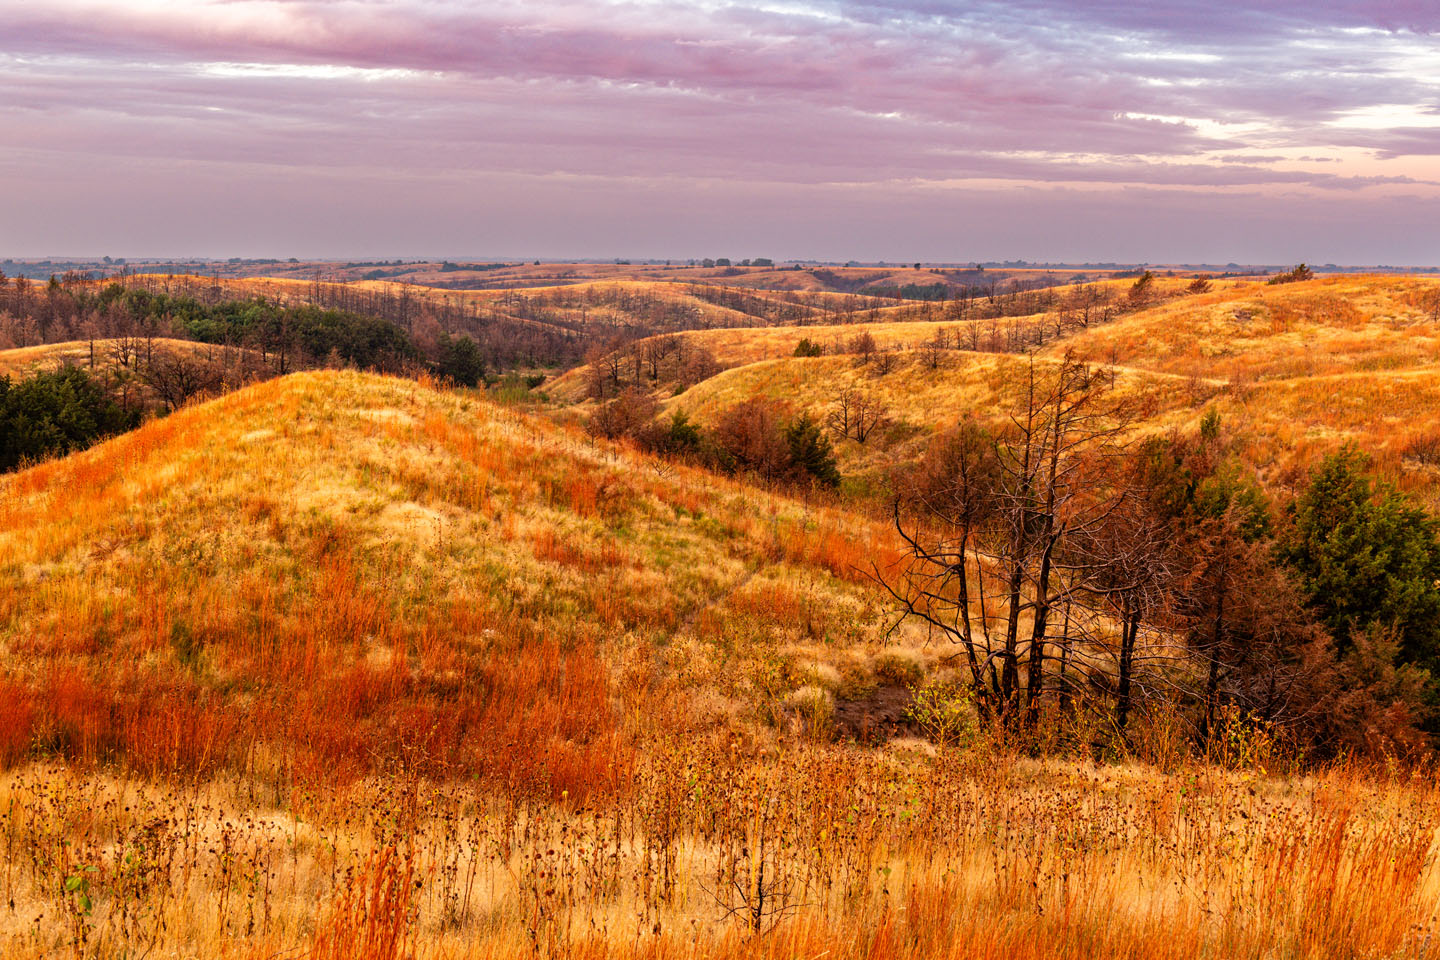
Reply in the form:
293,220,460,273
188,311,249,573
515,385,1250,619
0,367,140,471
588,393,840,489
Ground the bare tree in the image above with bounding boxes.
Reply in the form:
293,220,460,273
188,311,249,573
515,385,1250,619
847,331,877,363
826,386,889,443
142,351,223,411
879,353,1134,731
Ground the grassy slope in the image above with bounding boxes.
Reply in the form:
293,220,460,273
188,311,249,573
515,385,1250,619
0,338,223,378
114,274,881,328
1049,275,1440,381
543,316,1047,401
650,276,1440,502
668,351,1205,485
0,370,902,782
4,353,1440,959
544,277,1210,400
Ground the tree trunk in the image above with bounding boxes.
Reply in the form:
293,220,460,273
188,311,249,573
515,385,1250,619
1116,603,1140,732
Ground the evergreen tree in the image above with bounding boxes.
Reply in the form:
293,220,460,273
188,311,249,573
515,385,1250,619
0,367,139,471
1279,447,1440,671
436,333,486,387
784,414,840,488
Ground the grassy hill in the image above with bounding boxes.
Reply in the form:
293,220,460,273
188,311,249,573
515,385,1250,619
0,370,902,784
1049,275,1440,382
0,338,225,378
619,275,1440,504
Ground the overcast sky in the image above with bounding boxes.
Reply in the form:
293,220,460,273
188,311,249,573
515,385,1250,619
3,0,1439,263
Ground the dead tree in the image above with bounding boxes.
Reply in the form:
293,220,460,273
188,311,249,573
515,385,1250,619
142,351,222,411
827,386,888,443
878,352,1134,733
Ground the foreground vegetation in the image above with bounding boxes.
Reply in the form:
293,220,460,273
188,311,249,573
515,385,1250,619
5,745,1439,960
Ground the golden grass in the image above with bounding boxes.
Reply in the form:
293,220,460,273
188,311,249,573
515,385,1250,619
111,275,878,329
0,370,902,780
666,350,1210,481
1049,274,1440,382
631,275,1440,503
7,275,1440,958
543,317,1044,401
0,338,222,378
3,746,1439,959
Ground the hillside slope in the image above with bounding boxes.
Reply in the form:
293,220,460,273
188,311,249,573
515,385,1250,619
641,276,1440,502
0,338,227,378
0,370,898,785
1048,275,1440,381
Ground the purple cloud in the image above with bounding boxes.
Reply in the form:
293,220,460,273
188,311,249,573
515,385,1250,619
2,1,1437,259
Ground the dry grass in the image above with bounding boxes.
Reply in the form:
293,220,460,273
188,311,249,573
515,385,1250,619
1050,274,1440,383
0,370,898,783
2,746,1438,959
645,275,1440,503
666,350,1207,481
6,275,1440,958
0,338,222,378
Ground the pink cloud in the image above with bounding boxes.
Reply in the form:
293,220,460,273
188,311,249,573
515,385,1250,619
2,1,1438,259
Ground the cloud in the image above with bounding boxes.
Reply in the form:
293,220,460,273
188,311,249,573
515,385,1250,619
1,0,1437,257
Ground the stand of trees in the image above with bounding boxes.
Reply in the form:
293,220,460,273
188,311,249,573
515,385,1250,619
879,354,1437,758
0,367,140,471
587,393,840,490
582,334,721,399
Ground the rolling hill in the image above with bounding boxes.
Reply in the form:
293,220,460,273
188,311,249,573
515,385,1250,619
582,275,1440,504
0,370,902,784
4,274,1440,960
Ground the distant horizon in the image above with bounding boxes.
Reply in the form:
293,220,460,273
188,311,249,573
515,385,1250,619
3,255,1438,273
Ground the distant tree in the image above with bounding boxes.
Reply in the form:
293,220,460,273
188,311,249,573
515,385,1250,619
436,332,486,387
826,386,888,443
1267,264,1315,285
712,398,794,481
636,410,705,458
586,388,659,441
847,331,878,362
1188,275,1213,294
1129,270,1156,303
921,328,949,370
676,343,722,387
792,338,824,358
142,351,222,411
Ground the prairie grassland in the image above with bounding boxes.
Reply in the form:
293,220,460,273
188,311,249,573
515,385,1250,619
0,338,225,378
667,350,1210,480
114,274,876,329
0,370,906,786
1050,275,1440,383
657,277,1440,502
542,317,1049,401
2,742,1439,959
1,373,1438,958
212,259,1114,293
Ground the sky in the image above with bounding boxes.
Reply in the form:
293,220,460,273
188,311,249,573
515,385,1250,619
2,0,1439,263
